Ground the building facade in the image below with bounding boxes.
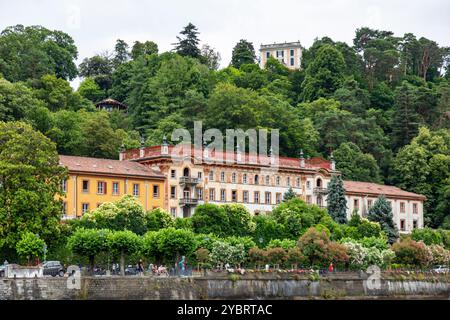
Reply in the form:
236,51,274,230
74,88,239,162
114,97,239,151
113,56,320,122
58,145,426,234
121,144,335,218
259,41,302,70
59,155,165,218
343,181,426,234
121,144,425,234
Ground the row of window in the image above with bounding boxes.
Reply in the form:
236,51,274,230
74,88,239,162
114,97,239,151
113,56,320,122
63,179,159,198
207,189,283,205
207,171,308,188
170,170,203,179
266,50,296,66
400,219,419,231
63,201,162,215
171,187,321,207
170,168,324,189
352,199,418,214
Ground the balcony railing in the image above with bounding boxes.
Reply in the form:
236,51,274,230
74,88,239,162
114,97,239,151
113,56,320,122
313,187,328,195
179,198,199,206
179,176,201,185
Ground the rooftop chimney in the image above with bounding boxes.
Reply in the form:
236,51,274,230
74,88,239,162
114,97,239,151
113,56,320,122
299,149,305,168
139,136,145,158
203,139,209,160
330,152,336,171
119,144,125,161
236,145,242,163
269,146,275,165
161,135,169,155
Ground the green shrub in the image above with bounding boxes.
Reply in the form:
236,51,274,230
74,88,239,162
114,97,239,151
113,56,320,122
267,239,297,250
411,228,443,246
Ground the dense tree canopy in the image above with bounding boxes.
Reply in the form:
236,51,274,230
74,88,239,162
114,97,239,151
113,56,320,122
0,23,449,229
0,122,67,256
0,25,78,82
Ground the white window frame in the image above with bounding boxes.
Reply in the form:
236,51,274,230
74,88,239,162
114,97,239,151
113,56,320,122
243,191,249,203
133,184,139,196
112,182,119,195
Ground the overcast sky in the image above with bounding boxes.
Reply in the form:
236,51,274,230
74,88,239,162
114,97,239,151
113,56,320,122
1,0,449,88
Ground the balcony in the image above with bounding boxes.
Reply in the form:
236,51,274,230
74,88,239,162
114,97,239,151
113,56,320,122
179,198,199,206
179,176,201,186
313,187,328,195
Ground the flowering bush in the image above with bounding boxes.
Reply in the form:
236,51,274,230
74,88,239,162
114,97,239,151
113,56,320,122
426,244,450,266
342,241,367,269
342,239,395,269
266,247,288,267
286,248,304,268
248,247,267,267
391,239,431,268
297,227,349,267
210,241,246,267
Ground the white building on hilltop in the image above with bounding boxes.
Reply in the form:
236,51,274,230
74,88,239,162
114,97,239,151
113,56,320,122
259,41,302,70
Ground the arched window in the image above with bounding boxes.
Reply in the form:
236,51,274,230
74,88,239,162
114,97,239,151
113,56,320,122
287,177,290,186
266,176,270,185
276,176,280,186
183,167,190,177
243,173,248,184
317,178,322,188
232,172,236,183
209,171,214,181
220,171,225,182
254,175,259,185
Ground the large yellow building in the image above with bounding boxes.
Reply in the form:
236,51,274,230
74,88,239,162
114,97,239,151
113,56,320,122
59,155,165,218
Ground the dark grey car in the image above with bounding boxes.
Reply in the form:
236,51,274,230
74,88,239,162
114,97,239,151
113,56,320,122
43,261,65,277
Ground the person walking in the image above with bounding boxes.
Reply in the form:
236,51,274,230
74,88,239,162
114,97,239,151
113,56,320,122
329,262,334,273
179,256,186,276
138,259,144,275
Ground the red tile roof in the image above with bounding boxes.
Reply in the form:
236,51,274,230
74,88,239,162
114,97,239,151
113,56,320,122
123,145,333,171
343,180,426,201
59,155,164,179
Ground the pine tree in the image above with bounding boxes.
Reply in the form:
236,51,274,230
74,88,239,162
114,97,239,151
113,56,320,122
113,39,130,67
326,175,348,223
392,82,420,150
283,187,297,202
231,39,256,69
368,195,399,244
174,23,201,59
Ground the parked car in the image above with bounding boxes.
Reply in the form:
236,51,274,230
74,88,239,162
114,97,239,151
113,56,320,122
125,265,138,275
432,265,449,273
43,261,65,277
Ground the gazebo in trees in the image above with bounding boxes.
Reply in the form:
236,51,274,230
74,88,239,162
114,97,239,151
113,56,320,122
95,98,128,112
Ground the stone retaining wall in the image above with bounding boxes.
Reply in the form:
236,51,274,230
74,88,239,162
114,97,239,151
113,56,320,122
0,273,448,300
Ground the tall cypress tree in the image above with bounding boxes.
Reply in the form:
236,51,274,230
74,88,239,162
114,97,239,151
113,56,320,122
326,175,348,223
174,23,201,59
368,195,399,244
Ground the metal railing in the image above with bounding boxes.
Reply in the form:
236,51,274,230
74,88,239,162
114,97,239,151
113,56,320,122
313,187,328,194
179,198,199,206
179,176,201,185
